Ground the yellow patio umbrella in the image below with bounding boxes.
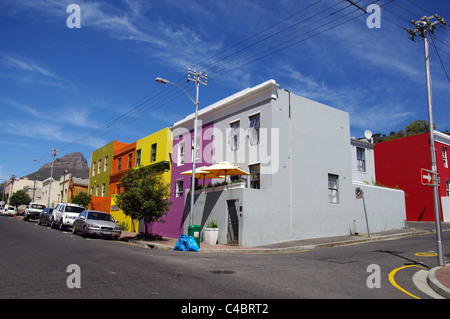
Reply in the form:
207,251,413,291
181,166,222,186
203,162,249,184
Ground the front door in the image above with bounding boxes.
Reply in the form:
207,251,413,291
227,200,239,245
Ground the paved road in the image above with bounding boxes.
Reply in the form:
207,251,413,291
1,216,448,302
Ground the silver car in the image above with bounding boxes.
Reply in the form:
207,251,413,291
72,210,121,240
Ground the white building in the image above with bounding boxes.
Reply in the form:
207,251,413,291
168,79,406,247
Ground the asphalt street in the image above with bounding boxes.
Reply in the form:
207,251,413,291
1,215,448,303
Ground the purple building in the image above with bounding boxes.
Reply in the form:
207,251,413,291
151,121,214,238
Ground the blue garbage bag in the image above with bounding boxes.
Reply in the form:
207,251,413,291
173,234,200,252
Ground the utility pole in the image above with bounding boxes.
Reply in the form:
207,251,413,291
407,15,447,266
48,148,60,208
7,174,16,204
187,69,207,226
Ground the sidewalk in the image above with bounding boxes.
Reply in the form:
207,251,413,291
120,221,450,298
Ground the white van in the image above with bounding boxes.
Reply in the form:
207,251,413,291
51,203,85,230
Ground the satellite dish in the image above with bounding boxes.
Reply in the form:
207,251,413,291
364,130,373,140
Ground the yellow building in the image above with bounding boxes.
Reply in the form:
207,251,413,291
110,127,172,233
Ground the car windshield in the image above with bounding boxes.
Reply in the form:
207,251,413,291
31,204,45,209
8,207,14,211
65,206,85,214
87,212,115,222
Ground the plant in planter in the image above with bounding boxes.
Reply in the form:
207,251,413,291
204,220,219,245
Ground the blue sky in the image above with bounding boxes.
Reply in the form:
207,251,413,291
0,0,449,180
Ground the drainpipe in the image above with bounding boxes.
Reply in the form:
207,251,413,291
284,89,293,238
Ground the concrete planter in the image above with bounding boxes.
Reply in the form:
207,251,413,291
204,228,219,245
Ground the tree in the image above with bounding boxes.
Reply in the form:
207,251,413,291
373,119,437,143
404,119,434,135
115,166,172,238
71,192,92,209
9,190,31,211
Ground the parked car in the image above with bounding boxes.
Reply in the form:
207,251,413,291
24,202,46,221
38,207,54,226
73,210,121,240
51,203,85,231
2,205,17,217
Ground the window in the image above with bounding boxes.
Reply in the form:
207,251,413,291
101,183,105,197
136,149,141,167
98,159,102,174
151,143,157,163
104,156,108,172
178,142,185,166
328,174,339,204
118,158,122,171
90,187,93,195
446,180,450,197
96,185,99,197
356,147,366,172
92,162,96,176
176,180,184,197
229,121,240,151
249,164,260,189
443,147,448,168
128,153,133,168
249,114,260,146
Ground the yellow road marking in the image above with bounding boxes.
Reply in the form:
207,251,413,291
388,265,428,299
414,252,437,257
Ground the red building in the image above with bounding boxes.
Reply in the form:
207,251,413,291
374,131,450,222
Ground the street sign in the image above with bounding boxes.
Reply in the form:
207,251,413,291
355,187,363,199
421,168,435,186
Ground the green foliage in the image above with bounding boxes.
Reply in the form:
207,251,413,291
373,119,436,143
115,166,172,236
9,190,31,209
71,192,92,208
206,220,218,228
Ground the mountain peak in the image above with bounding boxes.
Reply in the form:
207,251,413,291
26,152,90,181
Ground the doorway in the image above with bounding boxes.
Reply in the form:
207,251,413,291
227,200,239,245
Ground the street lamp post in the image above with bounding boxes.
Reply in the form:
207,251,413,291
155,69,207,227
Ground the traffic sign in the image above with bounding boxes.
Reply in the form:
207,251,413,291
421,168,435,186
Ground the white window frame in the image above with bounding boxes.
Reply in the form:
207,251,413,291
104,156,108,172
178,142,185,166
98,159,102,174
229,120,240,151
446,179,450,197
176,180,184,198
443,147,448,168
249,113,260,146
249,163,260,189
328,174,339,204
356,147,366,172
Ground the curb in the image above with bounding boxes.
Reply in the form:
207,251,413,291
127,229,430,253
427,267,450,299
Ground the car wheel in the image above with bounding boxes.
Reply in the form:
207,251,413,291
59,220,64,231
72,224,78,235
82,226,88,238
37,218,41,225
